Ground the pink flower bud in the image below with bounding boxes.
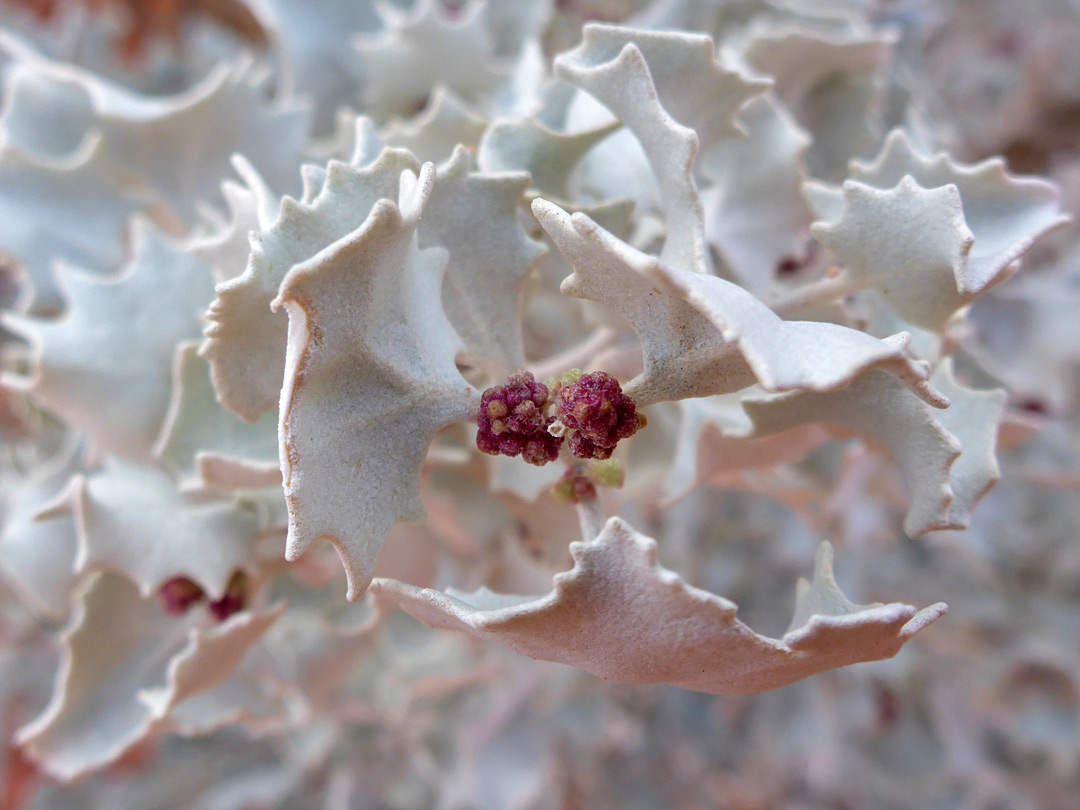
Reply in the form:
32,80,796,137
477,371,563,465
554,372,644,460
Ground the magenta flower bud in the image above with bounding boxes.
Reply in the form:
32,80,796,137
476,371,563,465
159,577,205,615
208,571,249,622
551,467,597,503
554,371,644,459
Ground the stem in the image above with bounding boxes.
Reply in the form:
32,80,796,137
768,270,863,318
528,327,620,381
575,499,607,542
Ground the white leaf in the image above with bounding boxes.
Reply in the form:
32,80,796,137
382,86,487,165
420,146,546,375
811,176,978,332
4,220,215,461
928,359,1006,527
742,370,963,537
806,129,1069,300
355,0,509,121
254,0,378,136
372,518,946,695
202,148,419,421
67,464,261,599
555,26,715,274
478,114,621,201
701,94,812,293
16,572,280,781
273,164,478,600
663,396,830,502
189,156,279,284
0,134,137,313
1,50,309,219
204,145,542,419
741,18,896,110
533,199,943,408
154,342,279,489
0,441,81,620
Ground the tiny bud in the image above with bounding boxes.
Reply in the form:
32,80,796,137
159,577,205,615
208,571,249,622
486,400,508,419
551,467,597,503
590,458,625,488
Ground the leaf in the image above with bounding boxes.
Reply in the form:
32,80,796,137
256,0,379,136
4,220,215,461
15,573,281,782
272,164,478,600
0,49,310,220
0,441,81,621
811,176,978,332
65,464,261,599
742,370,963,537
806,129,1069,308
419,146,547,376
203,145,543,419
927,359,1006,527
355,0,509,121
563,24,770,150
701,94,812,293
382,86,487,165
153,342,279,489
532,199,944,408
478,113,621,201
372,517,946,695
202,147,420,421
741,18,896,110
555,25,727,274
189,155,279,284
0,134,137,314
663,396,830,503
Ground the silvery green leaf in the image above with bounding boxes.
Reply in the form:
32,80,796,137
4,220,215,461
355,0,509,121
534,199,943,408
16,572,281,781
273,164,478,600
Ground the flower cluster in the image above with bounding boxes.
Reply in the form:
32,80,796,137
475,371,562,465
553,371,645,460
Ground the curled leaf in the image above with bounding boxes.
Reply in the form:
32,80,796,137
4,220,215,461
65,464,261,599
742,370,962,537
15,573,281,781
203,147,418,421
373,517,946,695
533,199,943,408
272,164,478,600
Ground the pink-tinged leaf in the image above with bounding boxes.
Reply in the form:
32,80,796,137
372,517,946,695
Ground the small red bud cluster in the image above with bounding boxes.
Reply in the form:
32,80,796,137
158,571,250,621
476,371,562,465
553,371,645,460
476,370,645,466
